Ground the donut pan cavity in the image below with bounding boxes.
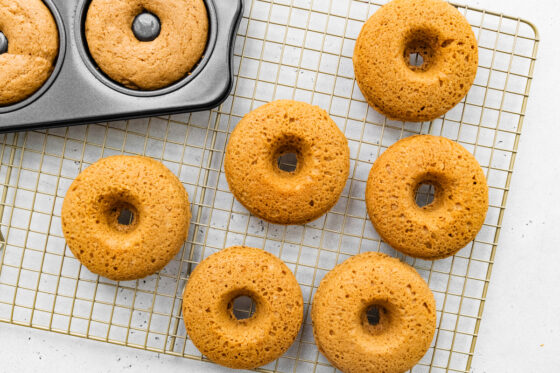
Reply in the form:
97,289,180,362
0,0,67,115
0,0,243,131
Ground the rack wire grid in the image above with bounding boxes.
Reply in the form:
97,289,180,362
0,0,539,372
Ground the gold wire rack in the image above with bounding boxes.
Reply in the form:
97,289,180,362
0,0,539,372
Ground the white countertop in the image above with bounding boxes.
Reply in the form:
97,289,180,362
1,0,559,372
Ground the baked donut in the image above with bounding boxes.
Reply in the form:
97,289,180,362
85,0,208,90
312,252,436,373
224,100,350,224
353,0,478,122
182,246,303,369
61,156,190,281
0,0,59,105
366,135,488,259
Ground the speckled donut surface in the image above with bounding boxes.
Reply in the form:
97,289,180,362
182,246,303,369
366,135,488,259
61,156,190,281
224,100,350,225
353,0,478,122
312,252,436,373
0,0,59,105
85,0,208,90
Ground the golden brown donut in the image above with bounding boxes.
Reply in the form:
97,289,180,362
85,0,208,90
312,252,436,373
366,135,488,259
61,156,190,281
182,246,303,369
353,0,478,122
0,0,59,105
224,100,350,225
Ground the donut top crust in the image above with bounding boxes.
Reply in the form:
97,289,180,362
85,0,208,90
353,0,478,122
312,252,436,373
366,135,489,259
61,155,191,281
224,100,350,225
0,0,59,105
182,246,303,369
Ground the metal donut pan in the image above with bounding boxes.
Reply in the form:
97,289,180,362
0,0,243,132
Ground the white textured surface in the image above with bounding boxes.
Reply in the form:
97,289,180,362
1,0,558,372
465,0,560,372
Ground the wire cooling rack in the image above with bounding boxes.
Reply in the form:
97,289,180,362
0,0,539,372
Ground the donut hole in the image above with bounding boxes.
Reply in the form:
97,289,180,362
408,52,424,67
415,182,436,207
132,11,161,42
366,305,382,325
272,135,306,175
106,202,139,233
277,152,298,172
228,295,257,321
117,208,135,225
361,303,391,335
403,28,440,72
0,32,8,55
